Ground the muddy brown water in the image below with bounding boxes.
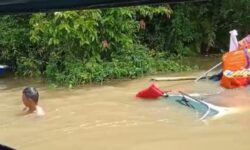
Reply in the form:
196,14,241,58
1,70,250,150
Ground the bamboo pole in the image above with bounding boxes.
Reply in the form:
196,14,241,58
195,62,222,82
151,76,197,81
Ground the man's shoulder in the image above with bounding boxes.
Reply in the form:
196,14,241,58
36,105,45,116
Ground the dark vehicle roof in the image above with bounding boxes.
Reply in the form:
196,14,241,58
0,0,206,14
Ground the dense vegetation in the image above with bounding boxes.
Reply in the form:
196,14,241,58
0,0,249,86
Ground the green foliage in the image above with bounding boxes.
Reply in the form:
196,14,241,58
138,3,217,56
2,4,238,86
0,15,30,67
210,0,250,49
16,57,42,76
104,45,152,79
139,0,250,55
134,5,172,18
149,51,193,72
30,10,102,59
44,45,191,87
27,6,184,86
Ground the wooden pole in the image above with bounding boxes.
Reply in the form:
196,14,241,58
195,62,222,82
151,76,197,81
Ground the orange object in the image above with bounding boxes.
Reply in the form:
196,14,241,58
220,69,250,89
220,34,250,88
222,49,250,71
221,49,250,88
220,75,250,89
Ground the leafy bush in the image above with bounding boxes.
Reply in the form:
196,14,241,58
44,45,192,86
0,15,31,68
28,6,185,86
5,1,250,86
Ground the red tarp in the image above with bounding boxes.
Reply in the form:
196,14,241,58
136,84,165,99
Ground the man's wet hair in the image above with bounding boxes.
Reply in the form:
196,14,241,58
23,87,39,104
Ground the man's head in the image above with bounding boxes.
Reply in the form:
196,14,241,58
22,87,39,108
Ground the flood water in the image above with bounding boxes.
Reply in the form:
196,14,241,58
1,70,250,150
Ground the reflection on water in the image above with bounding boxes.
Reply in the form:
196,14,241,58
0,72,250,150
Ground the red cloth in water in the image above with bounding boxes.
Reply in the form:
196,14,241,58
136,84,164,99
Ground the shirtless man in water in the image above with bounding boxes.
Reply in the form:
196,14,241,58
22,87,45,116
